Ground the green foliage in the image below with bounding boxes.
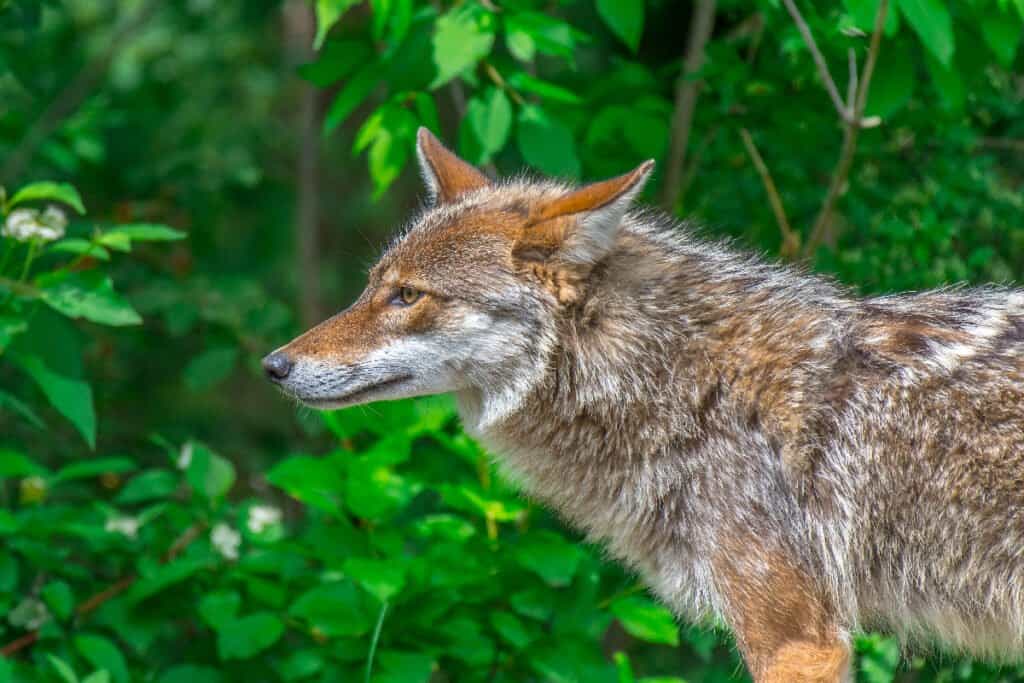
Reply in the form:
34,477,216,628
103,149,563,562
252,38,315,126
1,0,1023,681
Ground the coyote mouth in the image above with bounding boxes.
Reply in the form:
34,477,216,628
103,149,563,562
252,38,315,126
306,373,413,408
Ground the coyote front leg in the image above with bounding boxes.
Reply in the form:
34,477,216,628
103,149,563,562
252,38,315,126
714,536,851,683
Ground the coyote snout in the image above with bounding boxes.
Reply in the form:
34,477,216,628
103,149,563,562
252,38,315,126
269,128,1024,682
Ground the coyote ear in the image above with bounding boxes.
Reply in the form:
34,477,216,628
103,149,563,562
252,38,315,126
416,127,491,204
514,160,654,265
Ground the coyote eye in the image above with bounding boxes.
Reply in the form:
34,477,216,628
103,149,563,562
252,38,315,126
394,286,422,306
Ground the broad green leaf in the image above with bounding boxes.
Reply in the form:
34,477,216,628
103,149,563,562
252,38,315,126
299,39,372,87
980,10,1021,65
289,581,371,637
47,655,79,683
103,223,186,243
514,530,582,586
610,596,679,646
0,657,11,683
81,673,110,683
0,509,18,535
924,52,964,111
12,352,95,447
506,28,536,62
47,238,110,261
865,40,914,118
116,469,178,504
158,667,222,683
503,12,576,60
74,634,128,683
276,650,324,681
10,181,85,214
314,0,361,49
96,232,131,252
183,346,238,392
466,87,512,159
0,552,18,591
597,0,643,52
856,633,900,683
42,580,74,620
343,556,405,602
54,457,135,483
266,455,344,514
199,591,241,630
217,612,284,660
324,64,381,134
490,611,533,649
346,450,422,519
0,448,47,478
125,558,208,605
842,0,899,36
375,651,435,683
185,442,236,500
39,272,142,326
517,105,579,177
431,5,496,88
899,0,954,66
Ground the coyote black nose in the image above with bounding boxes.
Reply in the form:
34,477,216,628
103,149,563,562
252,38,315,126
262,352,293,381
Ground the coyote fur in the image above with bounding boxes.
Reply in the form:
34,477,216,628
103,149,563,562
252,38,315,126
265,129,1024,682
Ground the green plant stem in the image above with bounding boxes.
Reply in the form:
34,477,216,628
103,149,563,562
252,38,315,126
364,600,389,683
17,240,37,283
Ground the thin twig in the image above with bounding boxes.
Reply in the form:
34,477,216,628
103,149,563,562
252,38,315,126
801,0,889,258
661,0,717,211
976,137,1024,152
364,601,389,683
1,522,205,659
739,128,800,259
781,0,851,124
846,48,858,109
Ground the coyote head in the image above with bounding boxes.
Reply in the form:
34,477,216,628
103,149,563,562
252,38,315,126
264,128,652,425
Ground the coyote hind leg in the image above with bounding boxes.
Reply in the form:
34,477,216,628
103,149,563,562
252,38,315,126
761,640,850,683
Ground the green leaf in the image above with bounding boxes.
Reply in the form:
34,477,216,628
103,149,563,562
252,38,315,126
924,52,964,111
183,346,238,392
199,591,241,630
842,0,899,36
490,611,533,649
431,5,496,88
158,666,222,683
74,634,128,683
81,673,111,683
47,238,110,261
343,556,406,602
47,655,79,683
314,0,361,49
266,455,344,514
0,315,27,353
185,442,236,500
115,469,178,504
125,558,208,605
0,448,47,478
980,10,1021,66
42,580,74,620
324,64,381,134
865,40,914,118
466,87,512,159
103,223,186,243
516,105,579,177
299,39,372,87
506,28,535,62
217,612,284,660
597,0,643,52
54,457,135,483
11,351,95,447
514,530,582,586
276,649,324,681
506,72,582,104
503,12,576,61
39,272,142,326
898,0,954,66
10,181,85,214
346,449,421,519
610,596,679,646
289,581,371,637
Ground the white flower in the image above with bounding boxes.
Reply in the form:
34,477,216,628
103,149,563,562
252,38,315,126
1,206,66,243
8,597,50,630
177,442,193,470
211,522,241,561
105,515,140,539
247,504,282,534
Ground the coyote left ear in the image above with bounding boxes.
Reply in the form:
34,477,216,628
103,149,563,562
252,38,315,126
515,160,655,265
416,127,491,204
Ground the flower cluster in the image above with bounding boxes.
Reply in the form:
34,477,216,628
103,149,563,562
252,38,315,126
1,206,67,243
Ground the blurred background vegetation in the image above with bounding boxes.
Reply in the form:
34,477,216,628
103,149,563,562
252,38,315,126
0,0,1022,681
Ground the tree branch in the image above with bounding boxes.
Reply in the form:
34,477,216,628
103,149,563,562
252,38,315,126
800,0,889,258
739,128,800,259
661,0,717,211
781,0,851,124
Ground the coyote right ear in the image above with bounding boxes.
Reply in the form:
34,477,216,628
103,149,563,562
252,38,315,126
416,127,491,204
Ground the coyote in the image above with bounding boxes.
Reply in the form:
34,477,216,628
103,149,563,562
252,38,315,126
265,129,1024,682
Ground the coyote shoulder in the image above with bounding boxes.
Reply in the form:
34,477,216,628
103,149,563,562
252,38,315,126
265,129,1024,682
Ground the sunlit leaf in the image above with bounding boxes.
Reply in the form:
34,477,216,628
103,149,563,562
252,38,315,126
10,181,85,214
